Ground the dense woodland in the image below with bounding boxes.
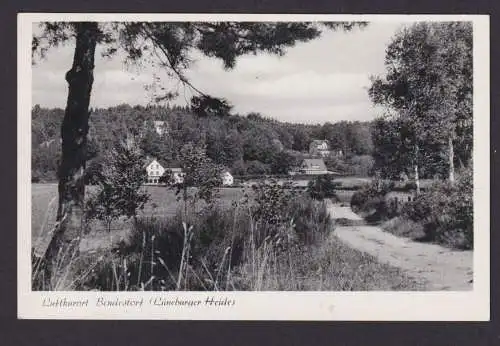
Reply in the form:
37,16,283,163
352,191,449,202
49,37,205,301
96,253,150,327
31,103,377,182
32,102,471,184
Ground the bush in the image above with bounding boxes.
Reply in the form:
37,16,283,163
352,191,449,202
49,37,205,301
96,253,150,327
79,192,334,291
347,155,375,177
402,167,473,249
381,216,425,240
307,174,340,200
290,196,333,245
251,179,296,226
350,179,395,221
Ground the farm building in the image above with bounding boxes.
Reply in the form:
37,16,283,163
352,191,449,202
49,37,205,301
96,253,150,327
300,159,328,175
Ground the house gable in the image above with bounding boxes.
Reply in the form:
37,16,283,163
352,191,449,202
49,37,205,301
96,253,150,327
146,159,166,178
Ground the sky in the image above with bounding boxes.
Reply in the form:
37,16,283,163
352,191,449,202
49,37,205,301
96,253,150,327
32,22,407,124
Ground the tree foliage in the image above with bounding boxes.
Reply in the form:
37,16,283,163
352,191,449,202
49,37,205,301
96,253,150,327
307,175,340,200
85,139,150,232
32,104,383,180
33,21,366,102
369,22,473,181
162,142,224,215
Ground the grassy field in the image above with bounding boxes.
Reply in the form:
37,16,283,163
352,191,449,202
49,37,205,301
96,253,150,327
138,185,246,218
31,184,247,238
32,183,426,291
31,180,418,236
32,183,59,239
31,178,428,235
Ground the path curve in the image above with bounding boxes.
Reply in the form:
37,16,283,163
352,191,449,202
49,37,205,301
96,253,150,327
328,202,473,291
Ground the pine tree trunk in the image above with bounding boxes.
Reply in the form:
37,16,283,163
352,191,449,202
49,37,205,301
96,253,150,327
448,135,455,182
40,22,99,289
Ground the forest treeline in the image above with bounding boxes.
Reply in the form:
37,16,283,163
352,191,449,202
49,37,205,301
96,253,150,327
32,101,471,184
31,103,376,182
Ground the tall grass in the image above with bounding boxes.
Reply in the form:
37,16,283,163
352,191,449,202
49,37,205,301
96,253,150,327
67,194,422,291
71,196,336,291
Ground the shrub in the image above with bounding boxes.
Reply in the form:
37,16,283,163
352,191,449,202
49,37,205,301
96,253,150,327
307,174,340,200
402,167,473,249
381,216,425,240
85,140,149,232
347,155,375,177
289,196,333,245
402,181,417,190
251,179,296,225
123,207,248,291
350,179,395,221
79,192,334,291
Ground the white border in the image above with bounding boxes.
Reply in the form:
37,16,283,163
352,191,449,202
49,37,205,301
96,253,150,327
18,13,490,320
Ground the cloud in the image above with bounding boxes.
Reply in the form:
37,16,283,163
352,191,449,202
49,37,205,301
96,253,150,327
31,21,404,123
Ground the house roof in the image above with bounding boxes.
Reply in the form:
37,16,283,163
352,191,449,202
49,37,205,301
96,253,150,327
145,157,170,169
302,159,327,171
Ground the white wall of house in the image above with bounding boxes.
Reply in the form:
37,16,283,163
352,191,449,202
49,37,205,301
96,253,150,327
146,159,166,184
317,142,328,150
221,171,233,186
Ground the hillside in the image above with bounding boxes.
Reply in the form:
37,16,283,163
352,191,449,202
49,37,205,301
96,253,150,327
31,104,375,182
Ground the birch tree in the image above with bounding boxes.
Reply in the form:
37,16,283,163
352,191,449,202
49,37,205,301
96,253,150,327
369,22,472,189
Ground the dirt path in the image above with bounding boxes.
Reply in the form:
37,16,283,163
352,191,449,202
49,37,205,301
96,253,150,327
328,203,473,291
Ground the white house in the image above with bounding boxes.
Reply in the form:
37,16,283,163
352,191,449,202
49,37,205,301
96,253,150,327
309,139,331,157
145,159,185,185
145,159,166,185
221,171,234,186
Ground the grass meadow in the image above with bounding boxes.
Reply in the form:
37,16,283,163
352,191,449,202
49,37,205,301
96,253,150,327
32,184,245,236
31,182,425,291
